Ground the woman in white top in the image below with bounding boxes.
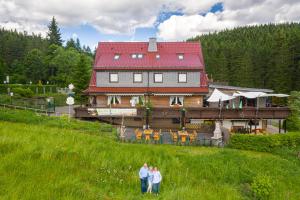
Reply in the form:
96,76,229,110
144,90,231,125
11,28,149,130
152,167,162,195
147,166,154,193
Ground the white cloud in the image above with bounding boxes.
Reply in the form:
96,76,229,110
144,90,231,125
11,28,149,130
0,0,299,40
158,0,300,40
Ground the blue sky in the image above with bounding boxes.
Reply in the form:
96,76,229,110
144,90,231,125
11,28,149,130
1,0,299,49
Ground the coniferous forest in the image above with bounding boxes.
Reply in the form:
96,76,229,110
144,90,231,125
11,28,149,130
188,23,300,93
0,17,93,95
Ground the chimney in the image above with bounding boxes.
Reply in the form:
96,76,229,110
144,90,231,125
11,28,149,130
148,37,157,52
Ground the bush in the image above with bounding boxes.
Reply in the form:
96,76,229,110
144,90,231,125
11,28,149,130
229,133,300,152
0,84,58,94
12,87,34,98
251,175,273,199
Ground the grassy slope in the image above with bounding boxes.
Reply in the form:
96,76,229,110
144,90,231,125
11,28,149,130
0,121,300,200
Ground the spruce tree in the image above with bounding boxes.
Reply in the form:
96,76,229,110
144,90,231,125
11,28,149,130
47,17,63,46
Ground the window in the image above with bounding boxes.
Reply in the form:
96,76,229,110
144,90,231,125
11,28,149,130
107,96,121,105
178,73,187,83
133,73,142,83
130,96,144,107
154,73,163,83
170,96,184,106
178,54,184,60
114,54,120,60
109,73,118,83
156,54,160,59
131,54,137,59
137,53,143,59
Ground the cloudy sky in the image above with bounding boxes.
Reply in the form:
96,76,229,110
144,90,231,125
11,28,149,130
1,0,300,48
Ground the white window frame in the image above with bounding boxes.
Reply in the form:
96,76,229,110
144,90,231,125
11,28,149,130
178,54,184,60
170,96,184,106
131,54,137,59
178,73,187,83
107,96,121,105
154,73,163,83
137,54,143,59
133,73,143,83
156,54,160,59
114,54,120,60
109,73,118,83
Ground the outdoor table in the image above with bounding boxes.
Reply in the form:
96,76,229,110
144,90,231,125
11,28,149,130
178,130,188,143
144,129,153,141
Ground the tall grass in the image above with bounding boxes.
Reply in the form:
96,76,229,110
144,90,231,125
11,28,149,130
0,108,113,134
0,119,300,199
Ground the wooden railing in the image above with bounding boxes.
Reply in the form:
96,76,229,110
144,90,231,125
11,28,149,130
75,106,290,120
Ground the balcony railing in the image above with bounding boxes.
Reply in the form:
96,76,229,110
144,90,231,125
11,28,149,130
75,106,290,120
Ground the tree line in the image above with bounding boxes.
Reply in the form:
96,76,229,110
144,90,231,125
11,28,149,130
188,23,300,93
0,17,93,95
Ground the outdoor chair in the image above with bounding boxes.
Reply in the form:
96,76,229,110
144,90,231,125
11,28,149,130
153,129,161,144
189,131,197,145
169,129,178,144
135,128,143,143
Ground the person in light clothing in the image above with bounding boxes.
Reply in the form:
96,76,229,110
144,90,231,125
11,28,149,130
147,166,154,193
152,167,162,195
139,163,148,194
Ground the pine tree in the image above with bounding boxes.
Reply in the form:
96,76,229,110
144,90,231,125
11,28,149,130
66,38,77,49
72,54,92,102
47,17,63,46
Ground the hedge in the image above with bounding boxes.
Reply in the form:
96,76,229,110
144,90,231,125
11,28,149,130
0,84,58,94
229,133,300,152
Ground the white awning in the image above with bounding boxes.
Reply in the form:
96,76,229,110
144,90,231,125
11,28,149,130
207,89,236,102
234,91,289,98
234,91,267,99
260,93,290,97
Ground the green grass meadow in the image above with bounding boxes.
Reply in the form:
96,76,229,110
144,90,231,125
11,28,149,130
0,109,300,199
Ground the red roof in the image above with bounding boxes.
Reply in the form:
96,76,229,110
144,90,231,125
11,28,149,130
94,42,204,69
87,40,208,94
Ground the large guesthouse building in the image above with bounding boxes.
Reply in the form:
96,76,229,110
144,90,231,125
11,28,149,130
76,38,290,131
85,38,208,109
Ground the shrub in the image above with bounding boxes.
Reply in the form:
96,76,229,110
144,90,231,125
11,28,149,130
12,87,34,98
229,133,300,152
251,175,273,199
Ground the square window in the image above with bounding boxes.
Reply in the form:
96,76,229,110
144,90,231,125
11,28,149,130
114,54,120,60
138,54,143,59
134,73,142,83
131,54,137,59
156,54,160,59
109,73,118,83
178,73,187,83
178,54,184,60
154,73,163,83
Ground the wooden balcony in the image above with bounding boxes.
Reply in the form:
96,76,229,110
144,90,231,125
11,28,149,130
75,106,290,120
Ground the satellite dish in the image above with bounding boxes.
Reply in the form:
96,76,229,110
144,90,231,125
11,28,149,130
66,97,75,105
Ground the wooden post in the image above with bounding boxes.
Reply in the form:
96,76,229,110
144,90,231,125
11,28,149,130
283,120,287,133
279,120,281,133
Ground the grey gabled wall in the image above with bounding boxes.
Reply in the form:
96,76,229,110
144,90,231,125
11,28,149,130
96,71,201,87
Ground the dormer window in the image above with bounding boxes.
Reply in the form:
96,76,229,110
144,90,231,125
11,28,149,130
114,54,120,60
138,54,143,59
131,54,137,59
178,54,184,60
156,54,160,59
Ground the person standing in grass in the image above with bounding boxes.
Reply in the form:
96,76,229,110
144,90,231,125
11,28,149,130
139,163,148,194
152,167,162,195
147,166,154,193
